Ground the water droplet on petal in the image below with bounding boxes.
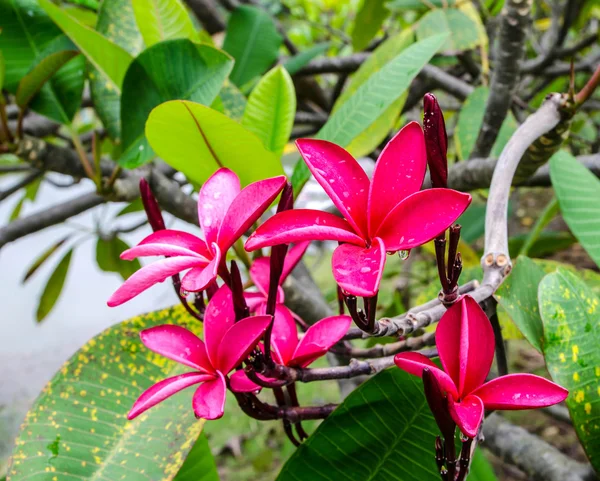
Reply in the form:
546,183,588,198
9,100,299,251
360,267,371,273
398,250,410,260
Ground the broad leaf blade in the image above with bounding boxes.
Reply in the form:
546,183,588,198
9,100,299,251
7,305,207,480
292,33,447,194
242,66,296,157
173,434,219,481
222,5,282,87
351,0,389,52
36,247,73,322
540,269,600,472
495,256,546,352
119,40,233,168
277,368,441,481
416,8,480,52
96,236,141,281
213,80,247,121
455,86,488,160
550,150,600,268
146,100,283,186
132,0,197,47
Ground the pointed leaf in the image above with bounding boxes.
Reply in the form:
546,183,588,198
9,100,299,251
454,86,488,161
132,0,197,47
417,9,480,52
173,434,219,481
36,248,73,323
96,236,142,281
351,0,389,52
23,236,69,283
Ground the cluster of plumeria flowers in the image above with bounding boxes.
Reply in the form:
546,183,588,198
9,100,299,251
108,94,568,472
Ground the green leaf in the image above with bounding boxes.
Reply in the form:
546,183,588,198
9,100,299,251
173,434,219,481
386,0,456,11
90,0,144,141
242,66,296,157
454,86,488,161
36,248,73,323
550,150,600,269
147,100,283,185
132,0,197,47
23,236,70,283
7,305,207,480
277,368,441,481
96,236,141,281
495,256,546,352
292,33,446,194
39,0,133,91
9,195,25,221
116,198,145,216
508,231,576,259
0,50,5,92
539,268,600,473
222,5,282,87
16,49,79,110
457,202,486,243
282,42,330,75
491,111,518,158
417,8,480,52
119,40,233,168
470,450,499,481
351,0,389,52
213,80,247,121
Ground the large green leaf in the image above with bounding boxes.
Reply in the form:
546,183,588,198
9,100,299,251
96,236,141,281
36,247,73,323
351,0,389,52
212,80,247,121
292,33,447,194
146,100,283,186
0,1,85,123
39,0,133,90
0,49,5,92
132,0,197,47
173,434,219,481
539,269,600,473
7,305,207,481
416,8,480,52
90,0,144,141
387,0,456,11
495,256,546,352
550,150,600,269
454,86,488,161
242,66,296,158
119,40,233,168
277,368,441,481
222,5,282,87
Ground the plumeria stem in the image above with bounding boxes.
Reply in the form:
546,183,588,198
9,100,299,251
232,392,336,422
331,331,436,358
456,437,475,481
273,387,301,446
287,383,309,441
483,297,508,376
230,261,250,320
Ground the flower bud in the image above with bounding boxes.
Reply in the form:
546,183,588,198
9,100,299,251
139,178,166,231
423,93,448,189
277,181,294,213
423,368,455,440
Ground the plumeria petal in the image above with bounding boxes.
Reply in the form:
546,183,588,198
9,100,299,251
137,230,210,257
140,325,212,372
375,189,472,251
296,139,370,237
331,237,386,297
436,296,495,397
245,209,366,251
216,315,272,374
394,352,458,398
107,256,205,307
204,284,236,367
229,370,262,393
368,122,427,235
180,244,222,293
471,374,568,410
291,315,352,368
218,175,287,251
128,372,214,420
271,305,299,366
280,241,311,282
121,243,210,261
244,292,266,312
249,257,271,296
448,394,484,438
192,371,227,420
198,168,240,247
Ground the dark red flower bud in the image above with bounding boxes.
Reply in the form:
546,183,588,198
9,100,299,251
423,93,448,189
230,260,250,321
277,181,294,213
139,178,166,232
423,368,455,440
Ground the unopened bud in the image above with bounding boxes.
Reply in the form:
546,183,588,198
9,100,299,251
277,181,294,213
139,178,166,231
423,368,456,440
423,93,448,189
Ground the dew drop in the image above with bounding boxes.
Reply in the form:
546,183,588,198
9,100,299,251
398,250,410,260
360,267,371,273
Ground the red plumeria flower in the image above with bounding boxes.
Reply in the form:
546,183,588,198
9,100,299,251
128,285,271,420
108,168,286,307
245,123,471,297
245,242,310,322
394,296,568,438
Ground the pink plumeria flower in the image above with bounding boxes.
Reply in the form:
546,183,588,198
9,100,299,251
128,285,271,420
245,242,310,321
394,296,568,438
108,168,286,307
245,123,472,297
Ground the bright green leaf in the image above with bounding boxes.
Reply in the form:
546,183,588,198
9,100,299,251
7,305,207,480
351,0,389,52
90,0,144,141
386,0,456,11
242,66,296,157
213,80,247,121
146,100,283,186
9,195,25,221
0,50,5,92
132,0,197,47
222,5,282,87
455,86,488,161
36,248,73,322
96,236,141,281
292,33,447,195
540,268,600,473
119,40,233,168
23,236,70,283
39,0,133,91
282,42,330,75
551,150,600,268
173,434,219,481
495,256,546,352
508,231,576,259
417,8,480,52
